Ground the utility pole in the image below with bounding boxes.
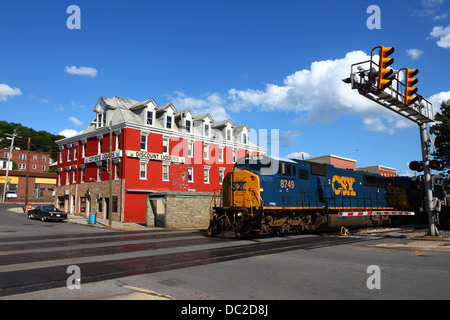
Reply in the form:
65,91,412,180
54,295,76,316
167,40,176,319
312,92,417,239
108,120,113,228
2,130,19,202
24,137,31,208
419,123,439,236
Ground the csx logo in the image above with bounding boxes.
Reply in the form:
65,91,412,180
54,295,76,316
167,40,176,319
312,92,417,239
332,175,356,196
233,181,246,191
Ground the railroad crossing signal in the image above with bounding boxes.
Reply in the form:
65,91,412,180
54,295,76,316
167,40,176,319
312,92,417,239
430,160,444,171
409,161,423,172
404,68,419,106
377,46,395,91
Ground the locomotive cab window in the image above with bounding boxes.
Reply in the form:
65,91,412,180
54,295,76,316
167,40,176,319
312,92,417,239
278,163,296,177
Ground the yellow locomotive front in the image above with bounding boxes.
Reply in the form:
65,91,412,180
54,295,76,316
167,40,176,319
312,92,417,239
208,170,262,238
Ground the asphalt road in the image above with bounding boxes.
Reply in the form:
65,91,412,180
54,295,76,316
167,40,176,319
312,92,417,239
1,204,449,302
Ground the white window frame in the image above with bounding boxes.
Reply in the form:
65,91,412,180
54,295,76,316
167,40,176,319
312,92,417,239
98,139,103,154
166,114,173,130
203,166,210,184
146,110,154,126
140,132,148,151
188,140,193,158
97,164,102,182
219,146,224,162
188,167,194,183
185,119,191,133
163,136,169,154
219,168,225,185
139,160,148,180
162,163,170,181
203,143,209,160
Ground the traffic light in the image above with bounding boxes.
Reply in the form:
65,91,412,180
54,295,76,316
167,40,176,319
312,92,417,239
404,68,418,106
430,160,444,171
102,159,110,173
409,161,423,172
377,46,395,91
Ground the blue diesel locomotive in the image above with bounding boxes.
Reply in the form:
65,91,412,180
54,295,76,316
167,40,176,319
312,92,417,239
208,155,414,238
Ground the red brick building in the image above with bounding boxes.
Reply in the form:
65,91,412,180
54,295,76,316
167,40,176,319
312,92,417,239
2,148,51,173
55,96,266,223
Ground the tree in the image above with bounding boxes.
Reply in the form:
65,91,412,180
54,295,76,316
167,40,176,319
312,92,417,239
429,100,450,179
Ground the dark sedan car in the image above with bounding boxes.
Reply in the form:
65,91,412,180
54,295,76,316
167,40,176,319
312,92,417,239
27,205,68,222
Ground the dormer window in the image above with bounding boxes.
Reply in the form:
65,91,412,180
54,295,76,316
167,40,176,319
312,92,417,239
166,115,173,129
186,119,191,133
204,123,210,137
242,132,247,144
96,111,106,129
146,110,154,126
226,129,232,141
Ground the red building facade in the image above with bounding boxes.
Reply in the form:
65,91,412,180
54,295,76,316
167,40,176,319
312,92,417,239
55,96,265,223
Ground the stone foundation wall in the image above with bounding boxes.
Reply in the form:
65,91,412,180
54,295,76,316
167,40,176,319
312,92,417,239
147,192,214,228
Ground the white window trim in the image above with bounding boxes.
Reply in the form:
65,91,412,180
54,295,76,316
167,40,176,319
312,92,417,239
187,140,193,158
162,162,170,181
139,160,148,180
203,165,211,184
163,136,170,155
219,145,224,162
203,143,209,160
188,167,194,183
219,167,225,185
140,132,149,151
146,110,154,126
166,114,173,130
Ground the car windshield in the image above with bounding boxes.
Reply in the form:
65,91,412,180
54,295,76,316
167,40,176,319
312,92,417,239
42,206,60,212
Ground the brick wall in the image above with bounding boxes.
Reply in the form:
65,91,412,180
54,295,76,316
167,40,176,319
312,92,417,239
147,192,213,228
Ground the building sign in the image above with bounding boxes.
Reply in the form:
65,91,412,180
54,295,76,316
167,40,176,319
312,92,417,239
125,150,185,163
84,150,122,164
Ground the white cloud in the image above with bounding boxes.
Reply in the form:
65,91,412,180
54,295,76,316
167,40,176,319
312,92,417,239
429,24,450,48
0,84,22,101
406,48,424,60
170,50,447,135
286,151,311,160
65,66,98,77
228,50,405,131
429,91,450,110
168,91,230,121
69,116,83,126
59,129,80,138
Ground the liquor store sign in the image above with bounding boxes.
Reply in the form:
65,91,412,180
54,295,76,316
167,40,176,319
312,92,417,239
84,150,122,164
125,150,185,163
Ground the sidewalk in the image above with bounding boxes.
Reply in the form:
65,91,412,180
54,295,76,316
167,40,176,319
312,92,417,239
368,235,450,253
67,214,154,232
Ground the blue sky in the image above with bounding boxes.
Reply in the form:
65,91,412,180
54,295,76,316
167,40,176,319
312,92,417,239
1,0,449,175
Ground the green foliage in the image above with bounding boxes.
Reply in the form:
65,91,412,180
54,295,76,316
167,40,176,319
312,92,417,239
429,100,450,179
0,121,65,162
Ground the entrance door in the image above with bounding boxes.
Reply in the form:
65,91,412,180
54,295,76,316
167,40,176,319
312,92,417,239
105,198,110,219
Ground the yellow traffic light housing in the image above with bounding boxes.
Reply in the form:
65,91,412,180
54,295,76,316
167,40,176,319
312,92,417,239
404,68,418,106
377,46,395,91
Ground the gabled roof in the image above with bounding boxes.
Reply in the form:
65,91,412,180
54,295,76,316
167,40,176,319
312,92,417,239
193,113,214,122
156,103,177,114
211,119,234,128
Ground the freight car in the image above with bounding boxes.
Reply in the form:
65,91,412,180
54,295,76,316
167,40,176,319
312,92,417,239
208,155,417,238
